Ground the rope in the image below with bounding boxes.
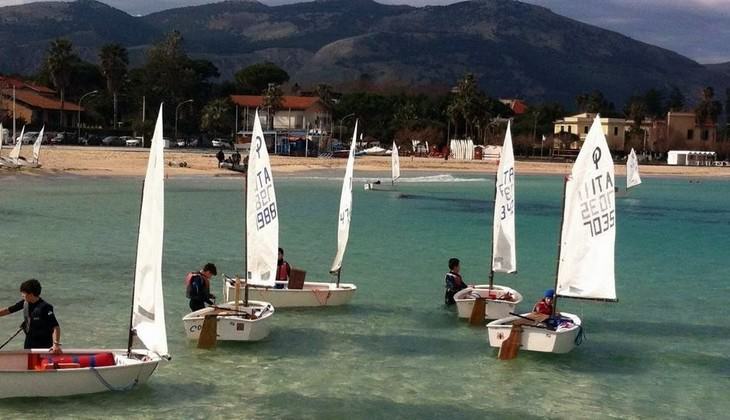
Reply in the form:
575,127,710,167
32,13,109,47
0,328,23,350
574,325,586,346
90,359,145,392
312,289,331,306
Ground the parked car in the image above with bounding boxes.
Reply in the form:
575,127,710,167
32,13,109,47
125,137,142,147
211,138,232,149
17,131,39,144
101,136,124,146
1,128,9,144
50,133,65,144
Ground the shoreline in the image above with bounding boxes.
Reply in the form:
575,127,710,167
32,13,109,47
2,146,729,179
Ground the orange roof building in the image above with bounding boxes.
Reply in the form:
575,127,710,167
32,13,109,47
230,95,332,133
1,76,84,129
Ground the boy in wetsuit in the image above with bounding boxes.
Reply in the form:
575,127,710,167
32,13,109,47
444,258,468,305
0,279,62,353
187,263,218,311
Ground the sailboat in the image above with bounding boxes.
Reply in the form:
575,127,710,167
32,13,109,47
454,122,523,320
364,140,400,190
487,115,617,355
32,126,44,166
184,111,275,342
222,120,358,308
626,148,642,190
0,123,11,167
0,106,169,399
8,126,24,166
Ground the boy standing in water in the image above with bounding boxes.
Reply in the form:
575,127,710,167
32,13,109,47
444,258,468,305
186,263,218,311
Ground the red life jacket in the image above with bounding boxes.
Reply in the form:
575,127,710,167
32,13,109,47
276,262,290,281
185,271,209,298
533,299,553,316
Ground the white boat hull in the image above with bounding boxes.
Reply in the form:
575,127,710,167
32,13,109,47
0,349,162,399
454,285,523,320
224,281,356,308
486,312,582,354
182,301,274,342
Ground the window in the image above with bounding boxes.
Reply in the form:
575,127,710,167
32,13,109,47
701,129,709,141
568,126,572,133
613,127,619,136
584,126,589,134
560,125,565,133
687,129,694,140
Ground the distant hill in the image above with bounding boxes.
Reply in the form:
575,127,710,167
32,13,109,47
706,62,730,79
1,0,728,106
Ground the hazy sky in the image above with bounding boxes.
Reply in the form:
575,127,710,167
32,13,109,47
1,0,729,62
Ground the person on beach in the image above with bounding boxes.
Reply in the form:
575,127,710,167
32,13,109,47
0,279,62,353
186,263,217,311
533,289,555,316
216,149,225,167
444,258,468,305
276,248,291,289
232,150,242,166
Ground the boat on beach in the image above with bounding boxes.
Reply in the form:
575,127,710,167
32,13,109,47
0,106,169,398
223,120,360,308
365,141,400,191
454,122,523,321
487,115,618,356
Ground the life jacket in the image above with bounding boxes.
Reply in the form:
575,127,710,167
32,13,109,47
276,261,290,281
533,299,553,316
185,271,209,298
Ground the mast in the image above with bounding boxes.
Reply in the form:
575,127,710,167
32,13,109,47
242,168,249,307
551,175,569,315
127,180,146,356
487,173,498,289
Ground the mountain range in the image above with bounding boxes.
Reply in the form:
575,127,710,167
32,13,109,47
1,0,728,106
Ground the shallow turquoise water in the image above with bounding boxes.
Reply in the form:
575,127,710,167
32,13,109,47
0,172,728,419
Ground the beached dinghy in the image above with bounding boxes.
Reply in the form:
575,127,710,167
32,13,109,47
223,120,359,308
0,107,169,398
0,123,16,167
365,141,400,190
455,122,523,321
190,111,276,343
487,116,618,356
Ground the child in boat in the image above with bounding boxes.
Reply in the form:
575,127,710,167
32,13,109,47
533,289,555,316
275,248,291,289
186,263,217,311
0,279,62,353
444,258,468,305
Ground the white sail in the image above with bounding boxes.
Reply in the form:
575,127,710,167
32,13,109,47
9,126,23,163
492,121,516,273
131,105,168,357
391,140,400,185
556,115,617,301
32,126,44,163
0,123,3,153
246,111,279,287
331,120,358,273
626,148,642,189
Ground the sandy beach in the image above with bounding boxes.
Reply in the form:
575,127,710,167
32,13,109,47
2,146,729,178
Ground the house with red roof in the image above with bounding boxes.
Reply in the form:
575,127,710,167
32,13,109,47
230,95,332,133
0,76,83,129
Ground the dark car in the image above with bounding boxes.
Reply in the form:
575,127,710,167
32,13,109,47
101,136,124,146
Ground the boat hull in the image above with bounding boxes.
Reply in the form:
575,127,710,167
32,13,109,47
224,281,356,308
454,285,523,320
182,301,274,342
0,349,162,399
486,312,582,354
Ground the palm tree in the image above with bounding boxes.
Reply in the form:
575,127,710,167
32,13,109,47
46,39,77,128
201,98,232,138
99,43,129,129
262,83,283,130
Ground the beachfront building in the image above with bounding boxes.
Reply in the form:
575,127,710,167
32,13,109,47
626,112,718,155
553,113,626,151
230,95,332,133
0,76,83,129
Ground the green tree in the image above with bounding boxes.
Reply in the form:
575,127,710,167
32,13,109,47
99,43,129,129
262,83,283,130
201,98,232,138
642,88,666,118
695,86,723,124
575,90,614,114
45,38,78,128
666,86,685,112
315,83,335,107
234,62,289,94
624,96,647,130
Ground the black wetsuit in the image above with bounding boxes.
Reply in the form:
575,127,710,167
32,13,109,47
8,298,59,349
444,272,467,305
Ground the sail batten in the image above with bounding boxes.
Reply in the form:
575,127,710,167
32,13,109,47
556,115,617,301
626,148,642,189
492,121,516,274
131,105,168,357
391,141,400,184
331,121,358,273
246,112,279,287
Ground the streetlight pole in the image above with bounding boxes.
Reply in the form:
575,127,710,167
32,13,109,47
339,113,355,148
175,99,194,143
533,111,540,159
78,90,99,142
